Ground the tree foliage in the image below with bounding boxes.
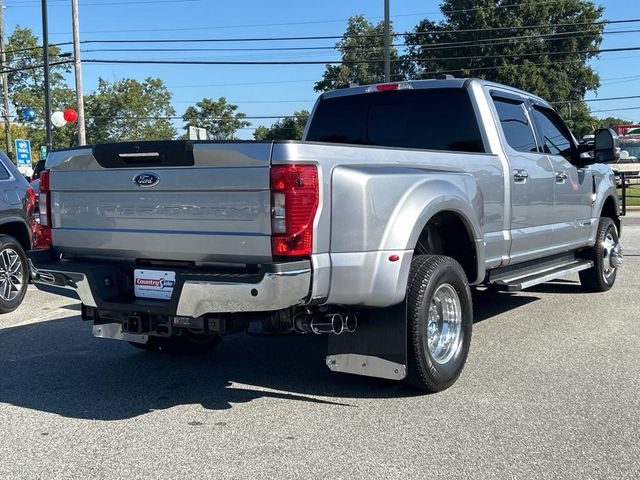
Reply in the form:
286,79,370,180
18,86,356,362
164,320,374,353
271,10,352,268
6,26,76,149
405,0,604,134
314,15,410,92
182,97,250,140
85,77,176,144
405,1,604,102
253,110,310,140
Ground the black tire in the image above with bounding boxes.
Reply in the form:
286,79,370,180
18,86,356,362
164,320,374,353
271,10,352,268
129,331,222,354
404,255,473,393
0,235,29,314
579,217,620,292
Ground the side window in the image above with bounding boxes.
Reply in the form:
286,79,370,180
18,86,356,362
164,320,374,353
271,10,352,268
493,97,538,153
0,161,10,180
532,106,573,158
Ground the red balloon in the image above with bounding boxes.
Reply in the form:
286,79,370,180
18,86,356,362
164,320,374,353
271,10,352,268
63,108,78,123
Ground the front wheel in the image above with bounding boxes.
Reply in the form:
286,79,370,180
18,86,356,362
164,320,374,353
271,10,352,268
404,255,473,393
0,235,29,314
579,217,622,292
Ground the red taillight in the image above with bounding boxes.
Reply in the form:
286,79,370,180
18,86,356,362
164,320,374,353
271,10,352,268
38,170,52,249
270,164,319,257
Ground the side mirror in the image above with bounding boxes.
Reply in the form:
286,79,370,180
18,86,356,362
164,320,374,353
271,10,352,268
594,128,620,163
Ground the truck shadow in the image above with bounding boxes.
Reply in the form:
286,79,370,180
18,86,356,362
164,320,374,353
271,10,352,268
472,289,539,323
0,291,543,420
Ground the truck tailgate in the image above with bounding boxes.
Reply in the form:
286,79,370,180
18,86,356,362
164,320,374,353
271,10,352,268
47,141,273,264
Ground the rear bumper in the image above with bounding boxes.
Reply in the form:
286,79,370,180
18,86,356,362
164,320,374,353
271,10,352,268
27,250,312,317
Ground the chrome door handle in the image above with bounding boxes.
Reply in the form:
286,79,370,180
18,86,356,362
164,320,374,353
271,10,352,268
513,169,529,182
556,171,568,182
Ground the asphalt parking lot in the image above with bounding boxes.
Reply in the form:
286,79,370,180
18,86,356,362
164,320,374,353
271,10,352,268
1,215,639,480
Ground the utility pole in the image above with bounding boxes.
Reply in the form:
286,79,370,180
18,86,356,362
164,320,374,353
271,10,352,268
41,0,52,151
384,0,390,82
71,0,85,145
0,1,12,160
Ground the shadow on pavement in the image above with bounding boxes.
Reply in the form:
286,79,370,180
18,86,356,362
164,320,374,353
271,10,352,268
472,289,540,324
521,279,593,295
0,315,413,420
0,290,542,420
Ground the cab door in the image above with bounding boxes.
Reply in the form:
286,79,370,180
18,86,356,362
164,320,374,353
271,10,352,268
530,105,593,250
491,94,555,264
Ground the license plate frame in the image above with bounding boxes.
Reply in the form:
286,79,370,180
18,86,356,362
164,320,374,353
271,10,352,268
134,269,176,300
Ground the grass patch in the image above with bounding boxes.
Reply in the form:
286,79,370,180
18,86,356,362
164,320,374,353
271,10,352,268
618,185,640,206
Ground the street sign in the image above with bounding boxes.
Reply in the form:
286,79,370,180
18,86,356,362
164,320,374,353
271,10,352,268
40,145,48,161
14,139,32,167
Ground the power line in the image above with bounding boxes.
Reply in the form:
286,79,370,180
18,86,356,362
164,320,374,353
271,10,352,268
67,18,640,45
552,96,640,105
3,44,638,74
61,46,640,68
590,106,640,113
2,22,628,62
73,28,640,57
0,59,73,74
3,42,71,56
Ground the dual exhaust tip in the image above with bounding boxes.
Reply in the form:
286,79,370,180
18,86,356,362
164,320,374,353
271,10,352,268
296,312,357,335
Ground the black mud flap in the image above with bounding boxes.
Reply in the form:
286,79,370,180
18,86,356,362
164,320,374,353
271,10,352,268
326,302,407,381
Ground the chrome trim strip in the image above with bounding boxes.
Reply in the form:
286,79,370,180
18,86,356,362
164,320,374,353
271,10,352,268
28,260,97,307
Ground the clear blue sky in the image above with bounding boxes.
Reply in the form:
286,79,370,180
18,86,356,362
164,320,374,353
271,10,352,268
4,0,640,139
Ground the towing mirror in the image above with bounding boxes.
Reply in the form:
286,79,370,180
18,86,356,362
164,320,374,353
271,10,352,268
594,128,620,163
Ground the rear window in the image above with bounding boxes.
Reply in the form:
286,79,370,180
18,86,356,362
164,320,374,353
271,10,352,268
493,97,538,153
306,88,485,153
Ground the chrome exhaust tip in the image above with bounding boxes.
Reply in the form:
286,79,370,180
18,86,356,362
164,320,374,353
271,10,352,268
310,313,344,335
344,313,357,333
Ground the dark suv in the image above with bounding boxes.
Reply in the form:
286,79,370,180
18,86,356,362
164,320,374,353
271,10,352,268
0,151,35,313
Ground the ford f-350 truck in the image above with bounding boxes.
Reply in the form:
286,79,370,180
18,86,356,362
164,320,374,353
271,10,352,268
29,78,623,392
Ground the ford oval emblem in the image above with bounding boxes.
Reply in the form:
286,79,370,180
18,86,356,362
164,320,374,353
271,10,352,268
133,172,160,188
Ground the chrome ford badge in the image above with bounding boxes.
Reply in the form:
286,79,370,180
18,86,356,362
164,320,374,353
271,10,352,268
133,172,160,188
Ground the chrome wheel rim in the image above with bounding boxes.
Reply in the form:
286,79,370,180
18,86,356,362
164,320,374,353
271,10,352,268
601,229,622,282
0,247,23,302
426,283,462,365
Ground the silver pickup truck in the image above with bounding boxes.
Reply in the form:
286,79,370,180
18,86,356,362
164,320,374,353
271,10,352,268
29,78,623,392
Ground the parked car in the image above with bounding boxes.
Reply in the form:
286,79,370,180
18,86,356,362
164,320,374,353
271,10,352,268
0,151,35,313
28,78,621,392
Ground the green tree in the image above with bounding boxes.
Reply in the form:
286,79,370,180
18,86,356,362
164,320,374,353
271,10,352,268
182,97,250,140
556,101,598,138
253,110,310,140
6,26,77,149
85,77,176,143
314,15,411,92
405,0,604,107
